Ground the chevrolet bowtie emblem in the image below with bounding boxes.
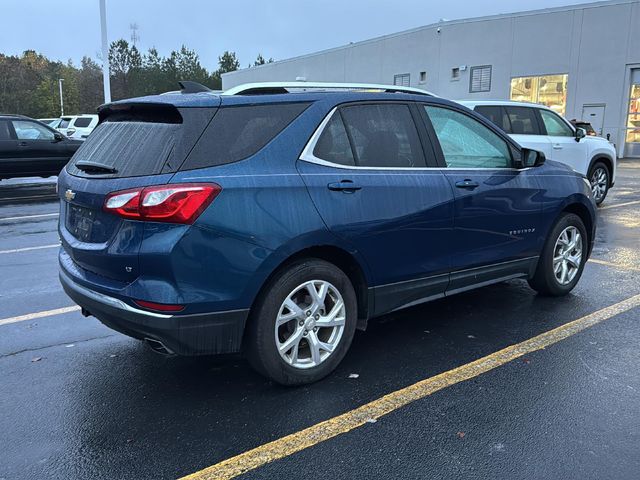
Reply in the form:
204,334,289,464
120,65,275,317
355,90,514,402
65,189,76,202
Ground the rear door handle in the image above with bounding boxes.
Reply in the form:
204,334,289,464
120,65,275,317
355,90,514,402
553,144,563,150
454,179,479,190
327,180,362,193
18,141,28,147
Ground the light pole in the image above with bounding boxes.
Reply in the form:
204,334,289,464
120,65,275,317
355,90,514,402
99,0,111,103
58,78,64,116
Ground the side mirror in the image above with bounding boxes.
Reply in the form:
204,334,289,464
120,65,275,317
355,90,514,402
575,127,586,142
54,132,65,142
521,148,546,168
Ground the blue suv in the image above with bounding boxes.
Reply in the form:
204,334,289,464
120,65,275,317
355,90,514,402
58,82,596,385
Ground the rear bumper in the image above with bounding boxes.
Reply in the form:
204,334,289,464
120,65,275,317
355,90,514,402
59,269,249,355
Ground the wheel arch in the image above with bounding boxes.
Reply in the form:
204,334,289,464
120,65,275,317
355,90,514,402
561,202,595,256
588,154,615,186
249,244,372,332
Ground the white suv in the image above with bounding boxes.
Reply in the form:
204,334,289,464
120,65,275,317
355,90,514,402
458,100,617,205
57,114,98,141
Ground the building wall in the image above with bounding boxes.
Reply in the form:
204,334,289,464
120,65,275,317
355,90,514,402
222,0,640,156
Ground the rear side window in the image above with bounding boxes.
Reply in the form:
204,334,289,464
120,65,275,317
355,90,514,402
0,121,11,140
180,103,310,170
73,117,94,128
474,106,510,132
59,118,72,128
339,104,425,168
313,113,355,166
504,106,541,135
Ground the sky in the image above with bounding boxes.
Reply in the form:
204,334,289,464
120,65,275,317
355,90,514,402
1,0,594,72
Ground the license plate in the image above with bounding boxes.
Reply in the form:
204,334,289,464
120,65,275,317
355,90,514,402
67,204,95,242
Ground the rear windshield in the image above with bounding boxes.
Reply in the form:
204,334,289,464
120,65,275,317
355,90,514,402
66,106,215,178
179,102,310,171
73,117,94,128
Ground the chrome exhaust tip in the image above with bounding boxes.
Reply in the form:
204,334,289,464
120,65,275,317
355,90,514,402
144,337,175,356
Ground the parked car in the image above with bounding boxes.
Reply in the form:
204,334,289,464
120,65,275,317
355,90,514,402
39,118,63,129
569,119,597,136
0,115,82,180
56,116,75,136
65,114,99,141
457,100,616,205
58,82,596,385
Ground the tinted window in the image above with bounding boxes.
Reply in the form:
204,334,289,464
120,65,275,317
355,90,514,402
12,120,55,140
504,106,540,135
68,121,179,177
73,117,94,128
313,113,355,166
539,109,573,136
0,121,11,141
425,106,512,168
475,106,509,132
339,104,425,168
181,103,309,170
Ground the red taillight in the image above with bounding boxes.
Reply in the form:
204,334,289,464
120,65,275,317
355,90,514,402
103,183,221,224
133,299,185,312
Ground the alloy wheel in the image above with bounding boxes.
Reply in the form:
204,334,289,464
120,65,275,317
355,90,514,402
590,167,608,203
275,280,346,369
552,226,583,285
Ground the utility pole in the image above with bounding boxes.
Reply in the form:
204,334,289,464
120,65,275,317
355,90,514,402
99,0,111,103
130,22,139,47
58,78,64,116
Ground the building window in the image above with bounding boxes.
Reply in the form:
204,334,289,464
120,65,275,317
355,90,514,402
419,71,427,84
469,65,492,93
510,74,568,116
451,67,460,80
394,73,410,87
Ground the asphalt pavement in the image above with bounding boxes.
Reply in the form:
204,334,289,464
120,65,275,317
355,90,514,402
1,163,639,480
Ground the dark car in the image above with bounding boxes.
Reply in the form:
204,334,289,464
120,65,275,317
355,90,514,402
0,115,82,180
58,82,596,385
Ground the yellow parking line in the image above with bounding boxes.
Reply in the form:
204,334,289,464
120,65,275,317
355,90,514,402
600,199,640,210
589,258,640,272
0,306,80,327
181,293,640,480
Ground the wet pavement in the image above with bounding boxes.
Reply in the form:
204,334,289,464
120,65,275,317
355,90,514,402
1,162,639,480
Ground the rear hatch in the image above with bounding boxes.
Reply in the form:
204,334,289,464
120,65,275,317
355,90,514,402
59,100,219,283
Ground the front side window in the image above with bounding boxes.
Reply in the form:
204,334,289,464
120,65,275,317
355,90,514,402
339,104,425,168
504,106,541,135
12,120,55,140
425,106,511,169
539,109,573,136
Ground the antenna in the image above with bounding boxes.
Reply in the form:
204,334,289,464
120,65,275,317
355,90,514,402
130,22,140,47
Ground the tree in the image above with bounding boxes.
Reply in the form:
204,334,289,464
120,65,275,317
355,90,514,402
217,51,240,75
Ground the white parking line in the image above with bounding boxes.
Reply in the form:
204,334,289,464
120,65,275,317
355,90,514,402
0,306,80,327
0,244,60,255
600,199,640,210
0,212,59,222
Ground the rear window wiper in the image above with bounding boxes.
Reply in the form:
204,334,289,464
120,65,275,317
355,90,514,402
74,161,118,174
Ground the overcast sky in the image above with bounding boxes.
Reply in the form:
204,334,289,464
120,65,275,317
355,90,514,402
1,0,592,71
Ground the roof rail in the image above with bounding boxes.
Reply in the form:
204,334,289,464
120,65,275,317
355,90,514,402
222,82,435,96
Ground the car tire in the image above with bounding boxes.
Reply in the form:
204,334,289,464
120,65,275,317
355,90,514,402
528,213,588,296
588,161,610,205
245,258,357,386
